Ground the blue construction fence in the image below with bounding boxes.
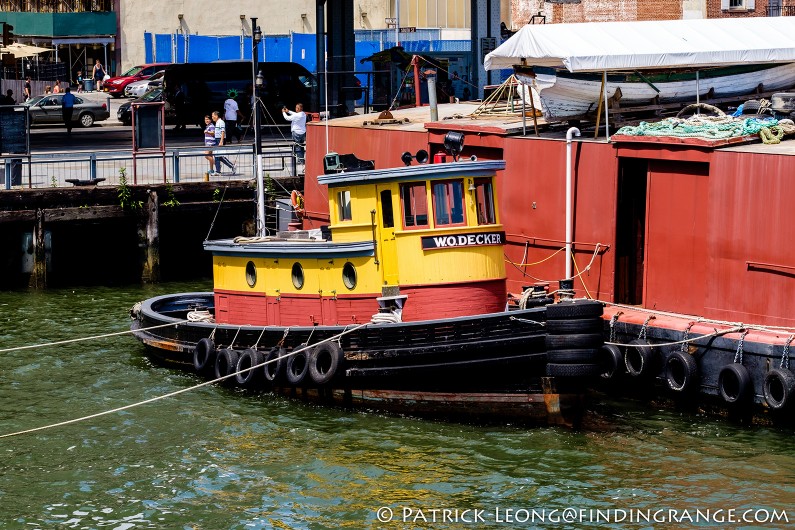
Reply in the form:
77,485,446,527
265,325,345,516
144,30,473,105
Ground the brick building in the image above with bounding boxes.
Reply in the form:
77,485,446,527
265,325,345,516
708,1,793,17
509,0,703,27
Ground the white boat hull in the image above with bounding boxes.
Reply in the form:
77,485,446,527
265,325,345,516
527,63,795,119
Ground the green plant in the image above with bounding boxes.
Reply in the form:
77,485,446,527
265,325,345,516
212,188,221,202
51,176,57,187
117,167,142,210
162,183,180,208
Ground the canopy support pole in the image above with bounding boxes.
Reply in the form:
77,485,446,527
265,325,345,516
521,84,526,136
594,74,605,138
696,70,700,112
603,71,610,141
530,83,539,137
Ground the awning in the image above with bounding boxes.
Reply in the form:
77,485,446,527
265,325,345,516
484,17,795,72
0,43,53,58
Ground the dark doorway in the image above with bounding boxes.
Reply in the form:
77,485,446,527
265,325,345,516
615,158,648,305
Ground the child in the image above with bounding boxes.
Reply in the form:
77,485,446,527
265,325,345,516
76,71,84,93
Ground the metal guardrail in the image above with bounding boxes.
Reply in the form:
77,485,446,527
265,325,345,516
768,5,795,16
2,143,303,190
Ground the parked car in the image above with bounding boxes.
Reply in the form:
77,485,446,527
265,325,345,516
103,63,170,97
124,70,165,98
117,88,164,126
26,94,110,127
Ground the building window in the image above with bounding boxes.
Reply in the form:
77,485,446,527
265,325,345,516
474,179,496,225
729,0,744,7
337,190,352,221
432,180,466,226
400,182,429,228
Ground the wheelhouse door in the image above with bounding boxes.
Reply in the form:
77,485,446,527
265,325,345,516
376,185,398,286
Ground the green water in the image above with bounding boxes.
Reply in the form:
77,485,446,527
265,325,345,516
1,283,794,529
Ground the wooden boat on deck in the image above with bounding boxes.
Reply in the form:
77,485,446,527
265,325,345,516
521,63,795,120
131,156,604,426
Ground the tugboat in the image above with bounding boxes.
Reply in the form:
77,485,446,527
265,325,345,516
131,145,603,426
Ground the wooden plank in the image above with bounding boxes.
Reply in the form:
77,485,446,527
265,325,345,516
0,210,35,222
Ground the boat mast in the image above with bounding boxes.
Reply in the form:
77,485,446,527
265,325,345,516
251,18,267,236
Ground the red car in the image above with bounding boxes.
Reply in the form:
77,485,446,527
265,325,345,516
103,63,171,97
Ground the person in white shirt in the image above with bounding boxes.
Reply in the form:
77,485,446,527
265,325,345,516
211,111,236,174
223,89,244,143
282,102,307,163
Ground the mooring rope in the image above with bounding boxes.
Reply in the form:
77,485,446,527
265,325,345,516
0,323,369,440
0,320,189,355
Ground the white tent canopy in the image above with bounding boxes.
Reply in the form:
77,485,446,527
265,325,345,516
484,17,795,73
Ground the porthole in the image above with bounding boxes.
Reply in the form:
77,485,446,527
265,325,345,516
245,261,256,287
342,262,357,290
291,262,305,289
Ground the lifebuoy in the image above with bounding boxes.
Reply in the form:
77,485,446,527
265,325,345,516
290,190,305,219
236,348,264,387
598,344,624,380
214,348,240,384
309,342,344,385
763,368,795,410
665,350,699,393
286,344,309,385
624,339,656,377
263,347,286,383
193,338,216,373
718,363,751,404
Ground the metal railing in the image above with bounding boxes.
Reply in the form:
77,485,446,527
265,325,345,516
0,0,113,12
3,143,303,190
768,5,795,16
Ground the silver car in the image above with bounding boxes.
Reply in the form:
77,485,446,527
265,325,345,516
26,94,110,127
124,70,165,98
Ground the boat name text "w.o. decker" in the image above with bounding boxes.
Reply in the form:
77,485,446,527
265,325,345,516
421,231,506,250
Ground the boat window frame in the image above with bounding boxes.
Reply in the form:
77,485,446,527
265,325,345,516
337,189,352,222
431,179,467,227
291,262,305,290
399,181,430,230
474,178,496,225
342,262,357,290
245,261,257,287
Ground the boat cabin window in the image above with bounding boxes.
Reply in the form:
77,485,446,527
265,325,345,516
400,183,429,229
432,180,465,226
474,178,496,225
380,190,394,228
245,261,257,287
291,262,305,289
337,190,352,221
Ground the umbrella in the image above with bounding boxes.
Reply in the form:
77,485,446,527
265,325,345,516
0,43,53,58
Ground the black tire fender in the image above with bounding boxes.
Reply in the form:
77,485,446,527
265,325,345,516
546,348,599,364
624,339,656,377
214,348,240,383
665,350,699,393
236,347,264,387
263,347,286,383
193,338,216,373
718,363,752,404
309,342,344,385
598,344,624,380
763,367,795,410
545,317,603,335
286,344,310,385
546,363,601,377
546,333,603,350
545,300,604,320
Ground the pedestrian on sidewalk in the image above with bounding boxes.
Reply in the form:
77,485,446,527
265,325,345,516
53,80,62,94
24,77,32,101
223,89,244,143
282,102,306,163
211,110,236,174
62,86,76,134
76,70,84,93
1,89,14,105
92,60,106,91
203,115,216,174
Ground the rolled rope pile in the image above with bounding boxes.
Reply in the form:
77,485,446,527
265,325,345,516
617,115,795,143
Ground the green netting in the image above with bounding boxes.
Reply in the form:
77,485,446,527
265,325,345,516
616,116,779,139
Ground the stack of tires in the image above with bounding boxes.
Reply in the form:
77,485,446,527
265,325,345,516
545,300,604,377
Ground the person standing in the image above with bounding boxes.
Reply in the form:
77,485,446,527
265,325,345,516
223,89,244,143
1,89,15,105
203,115,217,175
53,80,62,94
62,86,76,134
211,110,235,174
92,60,106,91
76,70,84,93
282,102,306,163
23,77,32,101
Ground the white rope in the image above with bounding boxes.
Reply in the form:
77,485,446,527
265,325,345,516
0,323,369,440
605,325,745,348
0,320,189,355
187,310,215,322
370,310,402,324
